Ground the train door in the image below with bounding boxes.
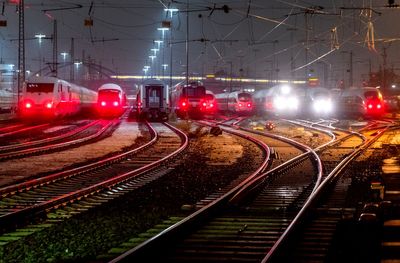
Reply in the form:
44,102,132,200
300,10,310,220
146,85,163,108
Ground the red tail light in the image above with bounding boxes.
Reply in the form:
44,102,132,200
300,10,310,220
113,101,119,107
45,102,53,109
137,101,142,107
247,103,252,108
101,101,106,107
209,103,214,108
202,102,207,107
377,104,382,109
238,103,243,107
367,104,373,109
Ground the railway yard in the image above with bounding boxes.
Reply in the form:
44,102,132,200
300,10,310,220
0,111,398,263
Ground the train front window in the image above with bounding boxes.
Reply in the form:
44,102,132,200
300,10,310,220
238,93,251,102
364,91,379,100
26,83,54,93
99,90,120,100
184,86,206,98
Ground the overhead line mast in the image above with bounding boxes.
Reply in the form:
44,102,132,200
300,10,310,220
17,0,25,109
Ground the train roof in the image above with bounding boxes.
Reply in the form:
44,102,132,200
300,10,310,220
98,83,123,91
26,76,63,83
141,79,166,86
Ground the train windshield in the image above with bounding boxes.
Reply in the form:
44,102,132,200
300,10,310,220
99,90,120,100
184,86,206,98
26,83,54,93
205,94,214,101
364,91,380,100
238,93,251,102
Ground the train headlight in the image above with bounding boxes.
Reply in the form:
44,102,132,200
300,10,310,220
287,97,299,110
273,96,285,110
313,99,332,113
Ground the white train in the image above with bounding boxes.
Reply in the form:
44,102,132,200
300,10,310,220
334,87,385,117
97,83,127,117
215,91,253,115
20,76,97,119
253,85,300,117
136,79,169,120
0,89,17,113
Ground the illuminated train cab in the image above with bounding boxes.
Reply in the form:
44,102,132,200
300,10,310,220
97,83,127,117
136,79,169,121
335,87,385,117
20,76,97,119
300,87,333,117
215,91,253,115
170,81,207,119
254,85,299,117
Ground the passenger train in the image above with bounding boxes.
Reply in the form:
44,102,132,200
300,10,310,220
136,79,169,121
253,85,301,117
334,87,385,117
0,89,16,113
170,81,207,118
20,76,97,119
97,83,127,117
215,91,253,115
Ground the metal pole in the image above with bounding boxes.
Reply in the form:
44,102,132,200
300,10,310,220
17,0,25,110
185,0,189,86
70,38,74,81
349,51,353,87
52,19,58,77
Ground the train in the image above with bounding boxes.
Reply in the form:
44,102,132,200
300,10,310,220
169,81,207,119
0,89,16,113
253,84,301,117
299,87,333,117
215,90,253,115
97,83,127,117
136,79,169,121
333,87,385,117
20,76,97,119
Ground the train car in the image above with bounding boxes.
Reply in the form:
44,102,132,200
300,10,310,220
334,87,385,117
253,84,300,117
136,79,169,121
97,83,127,117
215,91,253,115
170,81,207,119
20,76,97,119
0,89,17,113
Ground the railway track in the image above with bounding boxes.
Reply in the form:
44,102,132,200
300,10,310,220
109,119,326,262
0,122,187,233
0,119,111,160
264,124,392,263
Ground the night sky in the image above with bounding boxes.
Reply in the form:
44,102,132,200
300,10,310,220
0,0,399,88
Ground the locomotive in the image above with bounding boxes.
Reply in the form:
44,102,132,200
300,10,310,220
334,87,385,117
169,81,207,119
215,90,253,115
97,83,127,117
20,76,97,119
